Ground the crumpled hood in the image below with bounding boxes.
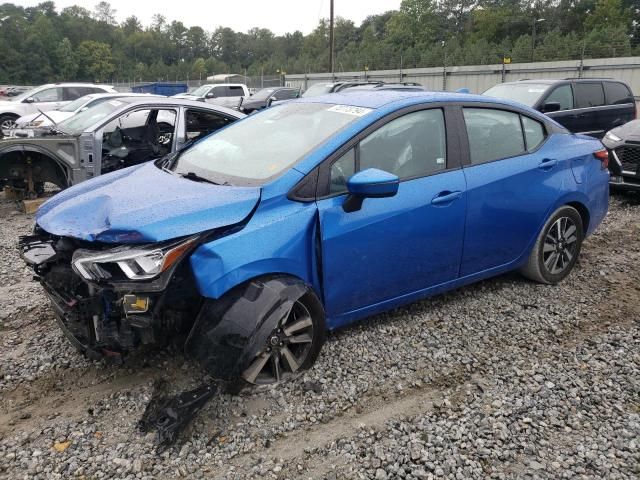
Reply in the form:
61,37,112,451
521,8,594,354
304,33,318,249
16,111,73,126
36,162,261,243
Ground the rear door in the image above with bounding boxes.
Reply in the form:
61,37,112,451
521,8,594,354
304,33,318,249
459,106,564,276
571,81,607,137
317,106,467,318
602,81,636,131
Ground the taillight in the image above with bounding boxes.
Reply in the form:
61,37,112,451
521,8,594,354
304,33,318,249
593,149,609,169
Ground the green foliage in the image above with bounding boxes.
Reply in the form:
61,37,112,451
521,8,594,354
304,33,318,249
0,0,636,84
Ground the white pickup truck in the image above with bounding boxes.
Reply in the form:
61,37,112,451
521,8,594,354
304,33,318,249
173,84,249,110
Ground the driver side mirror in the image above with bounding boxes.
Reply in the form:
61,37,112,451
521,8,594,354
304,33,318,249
343,168,399,213
266,97,274,107
24,97,35,104
205,92,215,99
540,101,561,113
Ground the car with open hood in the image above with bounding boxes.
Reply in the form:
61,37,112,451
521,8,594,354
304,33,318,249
0,97,243,197
12,92,161,131
20,91,609,393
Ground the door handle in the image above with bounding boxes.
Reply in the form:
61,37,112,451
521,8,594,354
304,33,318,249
538,158,558,170
431,190,462,206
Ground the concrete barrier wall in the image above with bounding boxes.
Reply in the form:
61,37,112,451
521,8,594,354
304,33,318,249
286,57,640,96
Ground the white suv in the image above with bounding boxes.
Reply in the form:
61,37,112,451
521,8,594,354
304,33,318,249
0,83,116,130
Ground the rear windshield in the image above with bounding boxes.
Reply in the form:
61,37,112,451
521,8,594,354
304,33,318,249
483,83,551,107
302,84,333,97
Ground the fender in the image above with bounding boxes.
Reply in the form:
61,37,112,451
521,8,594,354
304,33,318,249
189,200,322,300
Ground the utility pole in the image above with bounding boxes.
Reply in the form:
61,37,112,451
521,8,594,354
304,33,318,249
329,0,335,77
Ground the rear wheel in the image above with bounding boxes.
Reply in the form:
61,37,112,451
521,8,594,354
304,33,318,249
520,206,584,284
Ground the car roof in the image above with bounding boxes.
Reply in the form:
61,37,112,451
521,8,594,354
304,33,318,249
295,90,524,110
103,97,244,117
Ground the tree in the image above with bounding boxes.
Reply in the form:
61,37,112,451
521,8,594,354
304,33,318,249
93,1,116,25
55,38,78,80
76,40,115,81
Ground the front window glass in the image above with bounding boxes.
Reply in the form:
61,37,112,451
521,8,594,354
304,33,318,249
545,85,574,110
329,148,355,194
172,102,368,185
31,87,62,102
57,99,130,134
302,84,333,97
483,83,550,107
360,109,447,179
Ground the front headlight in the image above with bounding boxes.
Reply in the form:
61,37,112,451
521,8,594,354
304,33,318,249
605,131,622,142
72,236,197,282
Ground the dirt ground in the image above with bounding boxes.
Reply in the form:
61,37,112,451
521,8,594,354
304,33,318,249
0,191,638,479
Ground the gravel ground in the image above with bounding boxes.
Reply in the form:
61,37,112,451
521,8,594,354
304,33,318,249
0,192,638,480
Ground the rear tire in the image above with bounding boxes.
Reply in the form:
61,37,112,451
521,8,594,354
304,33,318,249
520,206,584,284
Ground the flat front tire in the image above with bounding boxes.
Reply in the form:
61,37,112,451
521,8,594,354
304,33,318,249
520,206,584,285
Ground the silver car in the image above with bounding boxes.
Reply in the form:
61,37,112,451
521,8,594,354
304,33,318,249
0,97,244,197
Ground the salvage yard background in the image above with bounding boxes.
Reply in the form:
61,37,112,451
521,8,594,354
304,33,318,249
0,190,638,479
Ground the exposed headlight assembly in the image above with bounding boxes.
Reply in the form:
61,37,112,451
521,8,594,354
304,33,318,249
72,236,198,282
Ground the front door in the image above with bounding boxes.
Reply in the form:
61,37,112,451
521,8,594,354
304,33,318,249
317,107,467,319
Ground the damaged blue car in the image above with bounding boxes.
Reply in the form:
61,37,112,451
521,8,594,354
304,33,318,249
20,91,609,387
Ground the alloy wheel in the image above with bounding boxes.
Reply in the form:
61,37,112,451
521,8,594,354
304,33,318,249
242,300,314,385
1,118,16,130
542,216,578,275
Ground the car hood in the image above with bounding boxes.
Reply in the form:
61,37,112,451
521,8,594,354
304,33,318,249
36,162,261,244
609,120,640,140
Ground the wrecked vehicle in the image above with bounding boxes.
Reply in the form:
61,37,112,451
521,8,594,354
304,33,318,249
20,91,609,392
0,97,243,197
602,120,640,191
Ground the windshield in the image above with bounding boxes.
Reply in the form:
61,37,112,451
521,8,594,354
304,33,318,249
59,96,95,112
189,85,212,97
171,102,370,186
302,84,333,97
483,83,551,107
57,99,127,134
251,88,275,101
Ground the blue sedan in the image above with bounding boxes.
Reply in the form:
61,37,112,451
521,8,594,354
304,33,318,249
21,91,609,386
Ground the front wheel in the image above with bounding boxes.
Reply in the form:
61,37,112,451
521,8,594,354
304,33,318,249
0,113,18,131
520,206,584,284
241,285,325,385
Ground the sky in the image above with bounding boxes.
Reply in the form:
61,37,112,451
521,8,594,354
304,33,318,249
12,0,402,34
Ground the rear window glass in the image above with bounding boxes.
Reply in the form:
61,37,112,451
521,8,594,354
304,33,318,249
604,82,633,105
574,83,605,108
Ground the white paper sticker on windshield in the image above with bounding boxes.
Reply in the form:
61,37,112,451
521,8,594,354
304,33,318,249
327,105,372,116
528,88,546,93
108,100,123,107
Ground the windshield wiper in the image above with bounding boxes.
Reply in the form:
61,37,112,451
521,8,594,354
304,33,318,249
179,171,222,185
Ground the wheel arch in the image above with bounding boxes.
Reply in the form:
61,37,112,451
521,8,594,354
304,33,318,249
566,200,590,234
0,144,71,188
184,273,324,381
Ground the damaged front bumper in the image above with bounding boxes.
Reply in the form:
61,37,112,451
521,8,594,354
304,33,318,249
19,232,202,363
